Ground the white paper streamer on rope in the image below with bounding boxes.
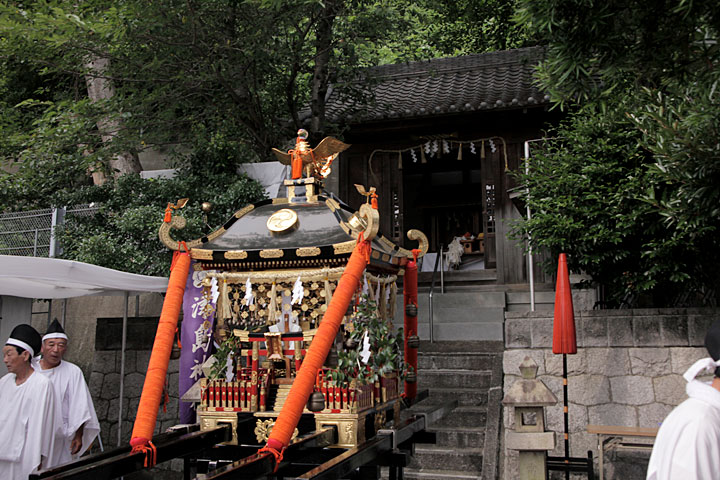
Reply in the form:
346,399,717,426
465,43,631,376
411,149,418,163
375,279,381,304
361,276,369,301
470,142,476,154
489,138,497,153
291,276,304,305
225,352,235,382
360,331,371,364
243,277,254,306
210,276,219,304
442,139,450,154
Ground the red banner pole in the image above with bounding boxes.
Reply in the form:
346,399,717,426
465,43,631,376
403,253,419,400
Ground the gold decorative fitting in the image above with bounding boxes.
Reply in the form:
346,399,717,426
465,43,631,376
397,229,429,258
333,241,356,255
260,249,284,258
382,254,390,262
191,249,214,260
224,250,248,260
158,214,203,251
348,214,365,232
267,208,298,233
297,247,321,257
254,419,298,443
371,251,381,259
272,198,289,204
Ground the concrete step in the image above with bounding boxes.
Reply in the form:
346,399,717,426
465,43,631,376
418,322,503,342
402,469,482,480
409,445,483,471
426,387,489,407
418,369,491,389
417,269,498,285
432,426,485,448
418,341,504,353
431,406,487,429
418,352,498,370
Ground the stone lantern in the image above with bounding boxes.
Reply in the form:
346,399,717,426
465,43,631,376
502,356,557,480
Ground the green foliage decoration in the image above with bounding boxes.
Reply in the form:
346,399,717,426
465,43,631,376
329,296,403,385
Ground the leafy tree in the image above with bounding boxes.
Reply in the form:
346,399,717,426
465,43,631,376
0,0,527,273
54,169,266,277
513,0,720,304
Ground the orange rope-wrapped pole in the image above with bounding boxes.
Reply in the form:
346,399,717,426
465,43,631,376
261,236,371,462
130,251,191,462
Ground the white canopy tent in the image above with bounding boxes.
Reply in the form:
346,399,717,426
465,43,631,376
0,255,169,298
0,255,170,447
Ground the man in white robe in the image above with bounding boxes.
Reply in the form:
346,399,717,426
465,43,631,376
647,319,720,479
0,324,60,479
34,319,100,467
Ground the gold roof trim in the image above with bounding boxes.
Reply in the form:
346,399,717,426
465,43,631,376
296,247,321,257
273,198,289,204
224,250,248,260
205,226,226,243
377,236,397,252
191,249,214,260
333,240,356,255
234,204,255,219
260,249,284,258
325,198,341,212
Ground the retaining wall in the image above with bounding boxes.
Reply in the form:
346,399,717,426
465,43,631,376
502,308,720,479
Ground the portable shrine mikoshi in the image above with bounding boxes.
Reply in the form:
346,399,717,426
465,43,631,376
33,131,432,480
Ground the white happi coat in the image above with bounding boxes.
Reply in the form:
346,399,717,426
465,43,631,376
0,370,59,480
35,360,100,467
647,380,720,479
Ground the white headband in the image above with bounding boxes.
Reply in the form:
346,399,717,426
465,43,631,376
42,333,68,342
683,357,720,382
6,339,35,357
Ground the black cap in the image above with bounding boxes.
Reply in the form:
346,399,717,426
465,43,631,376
43,318,68,342
6,324,42,357
704,319,720,377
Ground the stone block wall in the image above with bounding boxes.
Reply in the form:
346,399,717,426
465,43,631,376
502,308,720,479
88,317,181,449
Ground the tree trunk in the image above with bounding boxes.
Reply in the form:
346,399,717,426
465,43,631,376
84,56,142,184
309,0,338,138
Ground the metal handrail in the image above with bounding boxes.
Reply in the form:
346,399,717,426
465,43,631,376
428,244,444,344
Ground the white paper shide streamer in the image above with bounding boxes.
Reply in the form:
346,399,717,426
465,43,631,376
243,277,254,306
291,276,304,305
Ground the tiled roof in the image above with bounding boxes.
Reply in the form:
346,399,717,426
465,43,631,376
324,46,550,123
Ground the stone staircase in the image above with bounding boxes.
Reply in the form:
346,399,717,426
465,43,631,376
410,283,556,342
401,341,504,480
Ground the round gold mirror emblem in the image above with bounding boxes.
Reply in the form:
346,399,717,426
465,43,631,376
267,208,298,233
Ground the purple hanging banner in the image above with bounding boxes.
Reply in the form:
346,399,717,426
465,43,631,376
179,263,217,424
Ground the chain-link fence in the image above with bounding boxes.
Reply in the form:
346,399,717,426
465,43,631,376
0,205,99,257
